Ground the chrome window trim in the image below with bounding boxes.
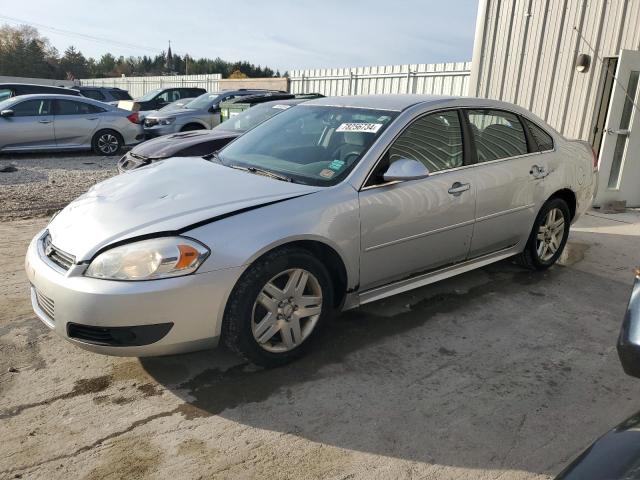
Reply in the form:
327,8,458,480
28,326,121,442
359,105,558,191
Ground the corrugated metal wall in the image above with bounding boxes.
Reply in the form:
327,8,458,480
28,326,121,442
289,62,471,97
470,0,640,140
79,74,222,98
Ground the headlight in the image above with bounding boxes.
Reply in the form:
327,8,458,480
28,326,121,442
158,117,176,126
85,237,209,281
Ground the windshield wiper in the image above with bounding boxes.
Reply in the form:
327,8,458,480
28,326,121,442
227,164,292,183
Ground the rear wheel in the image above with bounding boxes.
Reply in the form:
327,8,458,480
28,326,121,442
92,130,123,156
222,247,334,367
517,198,571,270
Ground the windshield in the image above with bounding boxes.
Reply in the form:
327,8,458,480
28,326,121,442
218,105,397,186
218,102,295,133
136,89,162,102
184,93,222,110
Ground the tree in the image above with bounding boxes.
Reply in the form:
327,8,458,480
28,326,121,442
59,46,88,79
228,69,248,79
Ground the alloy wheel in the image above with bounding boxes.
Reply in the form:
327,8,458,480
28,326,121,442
536,207,565,262
97,133,119,154
251,268,323,353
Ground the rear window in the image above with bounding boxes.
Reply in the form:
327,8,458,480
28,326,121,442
524,118,554,151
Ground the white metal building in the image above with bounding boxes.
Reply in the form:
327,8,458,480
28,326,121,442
470,0,640,207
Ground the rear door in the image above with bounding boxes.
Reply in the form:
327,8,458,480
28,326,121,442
465,109,544,257
0,99,54,150
53,99,105,147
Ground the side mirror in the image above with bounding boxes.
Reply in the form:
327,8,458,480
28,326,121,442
382,158,430,182
209,105,220,113
0,109,14,118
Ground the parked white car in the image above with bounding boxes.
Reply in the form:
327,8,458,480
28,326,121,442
26,95,597,366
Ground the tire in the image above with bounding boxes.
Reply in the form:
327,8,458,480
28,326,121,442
92,130,123,156
517,197,571,270
181,123,204,132
222,247,334,367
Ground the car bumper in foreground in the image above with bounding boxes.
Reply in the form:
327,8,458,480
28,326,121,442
617,273,640,377
144,124,179,138
25,231,242,357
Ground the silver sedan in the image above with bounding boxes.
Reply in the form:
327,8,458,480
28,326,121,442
0,94,144,155
25,95,597,366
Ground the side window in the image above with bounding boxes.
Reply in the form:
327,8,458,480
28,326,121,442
12,99,52,116
523,118,554,151
170,90,183,102
0,88,13,101
388,110,464,173
56,100,105,115
82,89,105,101
156,90,172,103
466,109,528,162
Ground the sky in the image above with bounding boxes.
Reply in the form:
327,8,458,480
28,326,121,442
2,0,479,73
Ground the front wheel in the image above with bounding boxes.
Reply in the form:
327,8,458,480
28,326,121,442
92,130,123,156
517,198,571,270
222,248,334,367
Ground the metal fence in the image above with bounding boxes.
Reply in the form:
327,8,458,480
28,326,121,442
79,74,222,98
289,62,471,97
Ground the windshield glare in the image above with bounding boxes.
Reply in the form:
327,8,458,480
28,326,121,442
218,103,293,133
137,88,162,102
219,105,397,186
185,93,221,110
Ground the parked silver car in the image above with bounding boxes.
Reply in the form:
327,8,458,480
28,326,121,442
143,90,281,137
0,94,143,155
25,95,597,366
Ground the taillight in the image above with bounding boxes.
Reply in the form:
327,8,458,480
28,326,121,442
592,147,598,170
126,112,139,124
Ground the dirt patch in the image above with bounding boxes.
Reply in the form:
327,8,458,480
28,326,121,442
0,152,119,221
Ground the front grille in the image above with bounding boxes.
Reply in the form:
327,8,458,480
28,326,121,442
42,233,75,271
144,118,158,127
35,289,55,320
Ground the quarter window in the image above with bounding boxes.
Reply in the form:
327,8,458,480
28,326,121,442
467,109,528,162
12,99,52,116
523,118,554,151
388,110,464,173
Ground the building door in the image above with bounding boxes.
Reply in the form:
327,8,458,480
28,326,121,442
596,49,640,207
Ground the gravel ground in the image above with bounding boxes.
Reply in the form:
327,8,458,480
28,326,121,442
0,152,120,221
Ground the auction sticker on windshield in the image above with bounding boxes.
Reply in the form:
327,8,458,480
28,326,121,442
336,123,383,133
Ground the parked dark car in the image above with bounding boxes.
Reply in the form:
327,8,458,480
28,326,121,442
220,92,323,121
118,98,308,172
71,86,132,104
120,87,207,112
0,83,81,102
554,268,640,479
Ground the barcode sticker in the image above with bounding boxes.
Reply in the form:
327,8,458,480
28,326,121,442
336,123,383,133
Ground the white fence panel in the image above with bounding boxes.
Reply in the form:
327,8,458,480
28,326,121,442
79,74,222,98
290,62,471,97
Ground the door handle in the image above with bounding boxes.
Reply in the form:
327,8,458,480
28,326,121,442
530,165,548,178
448,182,470,196
86,117,98,121
38,119,51,124
606,128,630,136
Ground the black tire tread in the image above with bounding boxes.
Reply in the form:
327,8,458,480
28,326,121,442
92,129,123,156
221,247,333,367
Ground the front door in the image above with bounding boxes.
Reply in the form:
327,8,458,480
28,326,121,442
358,110,476,290
0,99,54,150
596,49,640,207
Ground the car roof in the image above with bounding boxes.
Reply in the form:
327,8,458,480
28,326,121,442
0,83,75,90
4,93,113,107
256,98,309,106
304,94,458,111
75,86,126,91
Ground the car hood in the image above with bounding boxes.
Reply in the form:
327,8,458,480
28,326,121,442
130,129,238,159
48,157,321,261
